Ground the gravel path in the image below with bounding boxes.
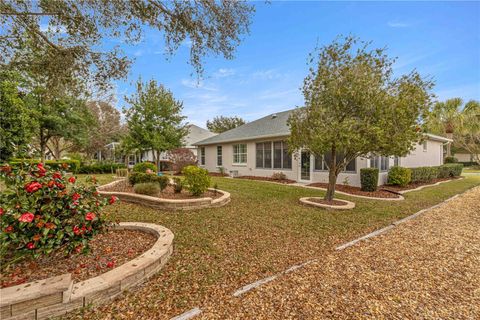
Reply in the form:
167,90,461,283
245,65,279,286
200,186,480,319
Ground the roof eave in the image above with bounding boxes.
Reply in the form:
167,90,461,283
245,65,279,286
193,132,291,146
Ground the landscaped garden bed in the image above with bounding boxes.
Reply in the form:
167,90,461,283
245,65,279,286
236,175,296,184
0,229,156,288
101,179,223,200
307,182,401,199
383,177,461,193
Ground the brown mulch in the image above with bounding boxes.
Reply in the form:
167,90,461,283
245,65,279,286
200,186,480,319
0,229,156,288
103,180,222,200
236,176,296,184
307,182,400,198
209,172,229,177
307,198,349,206
382,177,459,192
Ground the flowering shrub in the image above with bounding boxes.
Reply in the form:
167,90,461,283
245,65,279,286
0,163,117,262
167,148,197,174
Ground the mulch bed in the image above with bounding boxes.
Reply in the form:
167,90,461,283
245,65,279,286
307,198,349,206
382,177,458,192
307,183,400,199
236,176,296,184
0,229,156,289
209,172,229,177
103,180,222,200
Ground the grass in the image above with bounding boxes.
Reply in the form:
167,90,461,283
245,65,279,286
463,167,480,174
65,173,480,319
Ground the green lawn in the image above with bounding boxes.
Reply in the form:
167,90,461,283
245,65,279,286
463,167,480,174
66,174,480,319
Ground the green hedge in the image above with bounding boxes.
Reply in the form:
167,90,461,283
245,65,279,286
444,156,458,163
410,166,438,183
440,163,463,177
9,159,80,172
387,166,412,187
360,168,379,192
459,161,477,167
128,172,169,190
132,162,157,173
77,163,126,174
182,165,211,196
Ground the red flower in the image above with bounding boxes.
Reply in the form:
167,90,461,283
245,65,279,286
75,245,83,253
47,180,55,188
106,261,116,268
5,226,13,233
85,212,96,221
52,172,62,179
0,208,4,215
18,212,34,223
72,201,79,206
32,234,41,241
36,221,45,228
25,181,42,193
68,176,76,183
73,225,81,235
108,196,117,205
45,222,56,229
26,242,35,250
72,193,81,201
36,163,46,177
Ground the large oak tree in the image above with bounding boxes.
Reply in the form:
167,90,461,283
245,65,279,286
288,36,434,201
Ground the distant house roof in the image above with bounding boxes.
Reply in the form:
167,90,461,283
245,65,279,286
194,108,453,146
184,124,216,147
194,109,293,146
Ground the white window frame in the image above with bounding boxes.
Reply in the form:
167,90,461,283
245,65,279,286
200,147,206,166
423,140,428,152
233,144,247,165
216,146,222,167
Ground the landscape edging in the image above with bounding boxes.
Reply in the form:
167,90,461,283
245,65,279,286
299,197,356,210
0,222,173,320
97,179,230,210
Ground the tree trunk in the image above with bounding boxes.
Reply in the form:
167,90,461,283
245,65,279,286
446,133,453,157
155,150,161,173
40,128,46,164
324,146,337,201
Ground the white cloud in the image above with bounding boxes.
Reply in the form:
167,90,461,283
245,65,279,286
251,69,285,80
181,78,218,91
387,20,412,28
213,68,236,78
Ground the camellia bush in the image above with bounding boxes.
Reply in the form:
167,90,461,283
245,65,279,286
0,163,118,263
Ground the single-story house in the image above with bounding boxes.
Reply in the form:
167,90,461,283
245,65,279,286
141,124,216,162
194,109,452,187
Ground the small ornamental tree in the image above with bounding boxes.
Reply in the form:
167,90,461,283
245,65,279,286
0,163,117,265
288,36,434,201
167,148,197,174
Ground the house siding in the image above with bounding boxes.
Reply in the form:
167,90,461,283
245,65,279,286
199,138,447,187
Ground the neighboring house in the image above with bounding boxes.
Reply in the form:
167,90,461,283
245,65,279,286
452,150,479,164
194,109,452,187
141,124,216,162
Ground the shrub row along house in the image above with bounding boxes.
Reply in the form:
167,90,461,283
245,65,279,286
194,109,452,187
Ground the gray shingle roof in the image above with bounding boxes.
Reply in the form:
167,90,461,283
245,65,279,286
194,109,295,146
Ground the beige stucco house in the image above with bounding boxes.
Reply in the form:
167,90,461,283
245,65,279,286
194,109,452,187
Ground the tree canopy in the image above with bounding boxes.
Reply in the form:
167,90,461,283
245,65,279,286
288,36,434,200
0,0,254,95
206,115,246,133
124,79,187,171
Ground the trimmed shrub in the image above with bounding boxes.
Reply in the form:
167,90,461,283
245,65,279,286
0,163,115,261
133,182,160,196
77,163,125,174
172,177,183,193
387,166,412,187
271,172,287,181
360,168,379,192
444,156,458,163
436,165,451,178
9,159,80,172
411,166,438,183
132,162,157,173
167,148,197,174
128,173,169,190
441,163,463,177
182,165,211,196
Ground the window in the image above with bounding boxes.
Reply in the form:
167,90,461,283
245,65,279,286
216,146,222,166
394,156,400,167
256,141,292,169
200,147,205,165
233,144,247,164
314,152,356,172
370,156,389,171
423,140,428,152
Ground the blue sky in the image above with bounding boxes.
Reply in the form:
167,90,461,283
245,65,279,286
112,1,480,127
